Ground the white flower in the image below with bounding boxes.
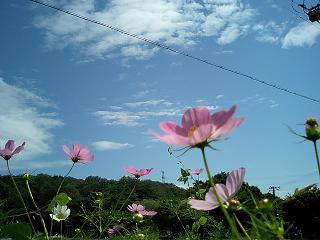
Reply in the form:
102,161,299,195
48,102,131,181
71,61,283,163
50,205,70,222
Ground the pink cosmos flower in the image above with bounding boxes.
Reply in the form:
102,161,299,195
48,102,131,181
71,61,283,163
125,166,153,178
189,168,245,211
150,105,243,147
127,203,157,216
0,140,25,160
127,203,145,212
62,144,94,163
189,168,204,175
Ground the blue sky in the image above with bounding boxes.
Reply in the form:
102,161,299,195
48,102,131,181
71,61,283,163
1,0,320,198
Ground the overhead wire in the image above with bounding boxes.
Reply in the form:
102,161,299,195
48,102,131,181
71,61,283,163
27,0,320,104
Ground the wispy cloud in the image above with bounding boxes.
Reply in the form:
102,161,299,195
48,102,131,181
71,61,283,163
32,0,256,59
0,78,63,158
124,99,173,108
253,21,286,44
92,140,133,150
282,22,320,48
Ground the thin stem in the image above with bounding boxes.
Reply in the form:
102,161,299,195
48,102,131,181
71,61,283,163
233,213,251,240
174,209,190,239
312,141,320,178
50,162,75,238
200,147,241,240
6,161,36,234
26,179,49,240
112,180,128,211
60,221,63,240
119,181,137,211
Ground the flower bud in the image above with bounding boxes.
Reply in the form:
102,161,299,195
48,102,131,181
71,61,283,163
74,228,81,233
137,233,145,239
95,191,103,197
305,118,320,142
133,213,144,223
258,198,273,212
225,199,242,212
23,172,30,180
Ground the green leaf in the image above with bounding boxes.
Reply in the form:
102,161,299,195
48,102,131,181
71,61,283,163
55,192,72,205
199,216,207,225
46,192,72,211
192,221,200,233
0,223,32,240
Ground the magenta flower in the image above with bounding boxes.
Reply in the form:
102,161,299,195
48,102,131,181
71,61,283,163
189,168,245,211
150,105,243,148
125,166,153,178
62,144,94,163
189,168,204,175
0,140,25,161
127,203,157,216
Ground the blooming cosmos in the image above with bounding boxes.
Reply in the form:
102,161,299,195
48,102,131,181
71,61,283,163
189,168,204,175
62,144,94,163
0,140,25,161
189,168,245,211
127,203,157,216
150,105,243,147
125,166,153,178
50,205,70,222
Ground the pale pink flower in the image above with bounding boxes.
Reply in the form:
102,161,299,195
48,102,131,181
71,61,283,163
189,168,204,175
127,203,157,216
189,168,245,211
150,105,243,147
125,166,153,178
62,144,93,163
139,210,158,216
0,140,25,160
127,203,145,212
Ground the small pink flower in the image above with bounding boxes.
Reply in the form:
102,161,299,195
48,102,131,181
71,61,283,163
139,210,158,216
62,144,93,163
125,166,153,178
189,168,245,211
0,140,25,160
127,203,145,212
127,203,157,216
150,105,243,147
189,168,204,175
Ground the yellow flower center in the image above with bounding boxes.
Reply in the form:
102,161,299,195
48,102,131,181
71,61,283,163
188,126,197,137
57,213,65,220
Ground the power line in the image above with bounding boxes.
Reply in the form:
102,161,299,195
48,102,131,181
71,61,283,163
27,0,320,104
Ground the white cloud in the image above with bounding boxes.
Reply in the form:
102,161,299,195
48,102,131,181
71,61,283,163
92,140,133,150
33,0,256,59
282,22,320,48
0,78,63,159
94,110,142,126
253,21,286,44
94,108,180,127
216,94,224,99
124,99,173,108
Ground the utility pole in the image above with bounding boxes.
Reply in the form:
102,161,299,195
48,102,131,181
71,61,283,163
161,170,165,183
269,186,280,197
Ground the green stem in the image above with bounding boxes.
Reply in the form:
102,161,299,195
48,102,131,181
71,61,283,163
6,161,36,234
233,213,251,240
26,179,49,240
119,181,137,211
50,162,75,238
200,147,241,240
60,221,63,240
312,141,320,178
